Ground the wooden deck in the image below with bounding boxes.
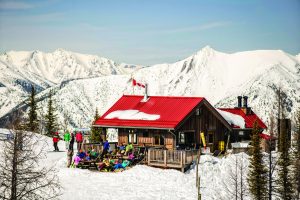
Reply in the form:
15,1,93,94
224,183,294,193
146,149,198,172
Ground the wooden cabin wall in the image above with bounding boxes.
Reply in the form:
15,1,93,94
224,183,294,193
118,129,128,146
137,132,153,145
117,128,173,149
164,132,174,149
177,104,229,151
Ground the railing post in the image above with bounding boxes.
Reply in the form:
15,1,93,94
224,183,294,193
148,149,151,165
164,150,167,168
181,151,184,172
183,151,186,166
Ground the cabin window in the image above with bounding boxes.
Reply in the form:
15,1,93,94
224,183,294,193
179,132,185,144
208,113,216,130
134,134,137,144
143,131,149,137
128,130,138,144
154,135,160,145
160,135,165,145
208,131,214,143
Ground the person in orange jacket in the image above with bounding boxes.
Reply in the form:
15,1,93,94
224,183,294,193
53,132,60,151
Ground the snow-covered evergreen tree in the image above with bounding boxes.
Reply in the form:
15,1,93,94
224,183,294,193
248,121,268,200
45,90,57,136
292,108,300,199
0,114,61,199
27,85,39,132
277,119,294,199
89,108,102,143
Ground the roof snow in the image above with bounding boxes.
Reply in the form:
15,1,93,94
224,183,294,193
105,110,160,121
217,109,245,128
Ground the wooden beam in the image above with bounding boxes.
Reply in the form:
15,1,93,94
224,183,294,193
164,150,167,168
148,149,151,166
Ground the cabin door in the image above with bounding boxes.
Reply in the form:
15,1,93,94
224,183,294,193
178,131,195,148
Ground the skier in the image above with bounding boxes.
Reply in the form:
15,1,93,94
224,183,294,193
53,132,60,151
67,149,73,168
75,131,83,150
64,130,71,150
69,132,75,150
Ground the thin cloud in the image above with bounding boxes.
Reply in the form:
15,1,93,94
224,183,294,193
152,21,232,34
199,21,231,30
0,1,34,10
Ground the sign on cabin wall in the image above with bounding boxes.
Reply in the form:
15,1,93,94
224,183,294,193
106,128,118,142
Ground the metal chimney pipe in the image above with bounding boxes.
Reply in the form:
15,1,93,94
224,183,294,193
237,96,242,108
243,96,248,108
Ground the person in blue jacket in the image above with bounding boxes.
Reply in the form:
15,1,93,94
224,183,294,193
78,149,86,159
101,140,110,159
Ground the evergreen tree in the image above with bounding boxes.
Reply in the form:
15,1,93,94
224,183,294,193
0,114,61,199
45,90,57,136
27,84,39,132
292,109,300,199
248,121,268,200
90,108,102,143
277,118,294,199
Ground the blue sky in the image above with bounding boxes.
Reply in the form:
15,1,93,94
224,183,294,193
0,0,299,65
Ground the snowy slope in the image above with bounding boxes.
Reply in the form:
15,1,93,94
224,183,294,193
0,131,253,200
1,47,299,129
296,53,300,62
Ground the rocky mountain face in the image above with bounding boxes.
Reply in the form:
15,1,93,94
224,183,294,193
0,47,299,130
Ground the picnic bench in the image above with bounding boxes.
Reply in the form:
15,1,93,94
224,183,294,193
77,160,98,170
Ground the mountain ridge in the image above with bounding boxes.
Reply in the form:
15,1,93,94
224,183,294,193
0,47,299,129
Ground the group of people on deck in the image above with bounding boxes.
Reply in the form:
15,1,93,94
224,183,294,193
70,142,137,171
52,131,140,171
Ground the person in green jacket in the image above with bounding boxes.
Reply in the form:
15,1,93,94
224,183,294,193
125,143,133,155
64,131,71,150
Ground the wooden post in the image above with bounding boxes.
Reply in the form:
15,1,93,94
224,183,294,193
196,149,201,200
148,149,151,166
183,151,186,167
196,149,200,187
181,151,184,172
164,150,167,168
198,176,201,200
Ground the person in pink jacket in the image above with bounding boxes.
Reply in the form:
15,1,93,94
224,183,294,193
75,132,83,150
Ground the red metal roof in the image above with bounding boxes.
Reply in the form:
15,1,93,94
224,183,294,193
218,108,267,129
94,95,204,129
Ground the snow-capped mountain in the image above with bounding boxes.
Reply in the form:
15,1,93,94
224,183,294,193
0,46,299,130
0,49,141,118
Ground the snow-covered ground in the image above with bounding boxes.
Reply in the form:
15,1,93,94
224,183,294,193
0,131,253,200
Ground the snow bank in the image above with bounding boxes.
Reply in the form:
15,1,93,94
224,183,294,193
187,153,250,200
217,109,245,128
0,130,280,200
105,110,160,120
0,128,12,135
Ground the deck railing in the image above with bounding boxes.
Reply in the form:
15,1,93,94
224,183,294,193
147,149,198,172
82,143,103,153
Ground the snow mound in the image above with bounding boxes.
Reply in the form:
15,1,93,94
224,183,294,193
217,109,245,128
105,110,160,120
